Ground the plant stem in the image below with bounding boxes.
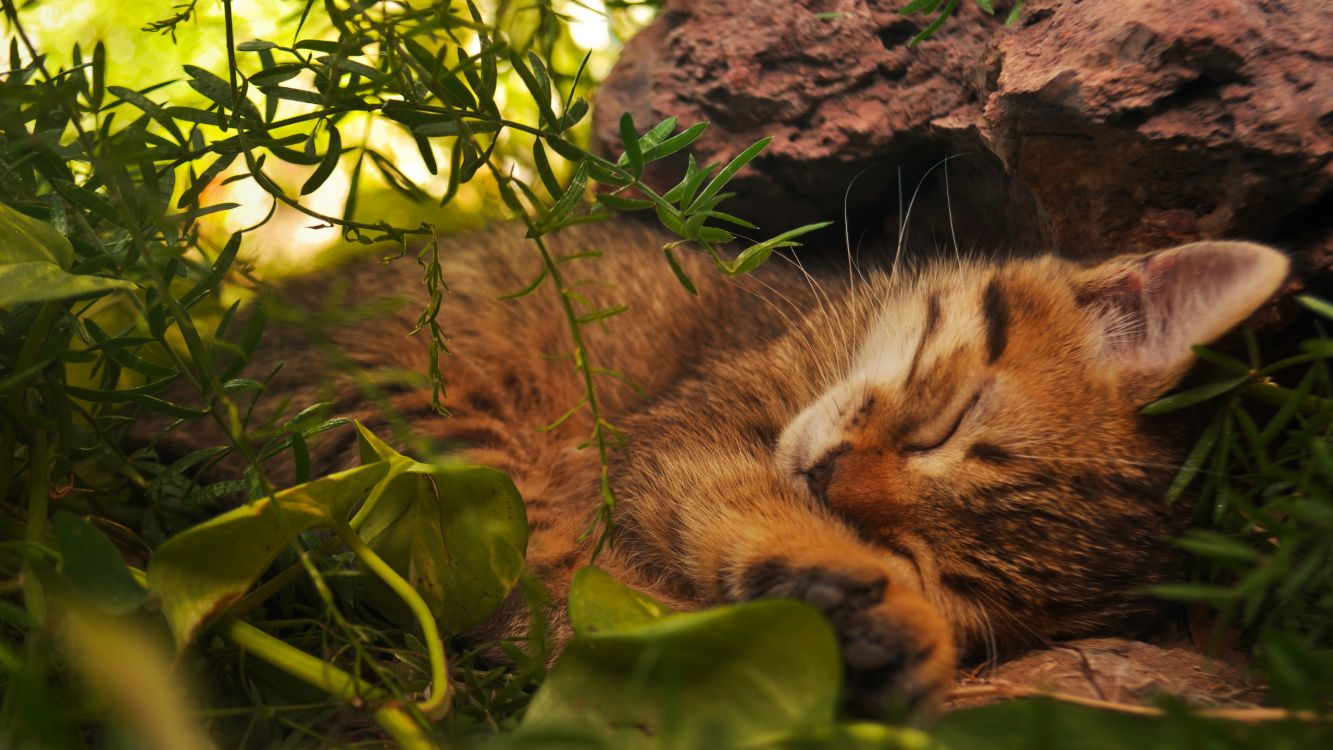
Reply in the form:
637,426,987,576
1244,381,1333,414
489,160,622,556
0,300,60,507
220,617,435,748
328,521,452,720
20,421,47,627
228,535,342,619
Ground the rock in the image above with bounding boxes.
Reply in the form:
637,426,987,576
944,638,1265,711
593,0,1333,268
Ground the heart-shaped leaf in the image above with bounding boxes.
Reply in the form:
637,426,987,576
352,423,527,634
0,202,132,307
148,461,389,646
519,567,841,749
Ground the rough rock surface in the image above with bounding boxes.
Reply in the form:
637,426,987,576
945,638,1265,711
593,0,1332,269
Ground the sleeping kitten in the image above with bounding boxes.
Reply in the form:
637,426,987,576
160,221,1288,715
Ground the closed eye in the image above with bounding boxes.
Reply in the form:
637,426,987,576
903,390,981,453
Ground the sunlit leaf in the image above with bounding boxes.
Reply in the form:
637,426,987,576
351,423,528,634
148,460,390,646
519,568,841,749
0,202,132,307
567,566,672,635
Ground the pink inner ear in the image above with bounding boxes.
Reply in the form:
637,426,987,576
1078,258,1153,352
1081,241,1289,385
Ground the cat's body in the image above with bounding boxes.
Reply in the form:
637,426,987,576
164,221,1287,714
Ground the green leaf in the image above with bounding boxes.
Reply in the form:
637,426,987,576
596,194,653,212
1165,410,1221,504
908,0,959,44
236,39,277,52
301,123,342,195
182,64,236,110
248,63,304,86
1172,530,1264,565
164,105,224,127
531,139,564,198
177,150,239,208
643,122,708,162
519,568,841,749
106,85,185,144
576,305,628,325
663,246,699,295
636,116,678,152
898,0,943,14
529,160,590,237
1298,295,1333,321
257,85,324,105
498,267,548,301
351,424,528,634
318,55,386,81
1006,0,1027,24
937,698,1191,750
149,461,390,645
90,41,105,109
695,226,735,244
510,49,556,127
54,512,150,616
722,221,833,275
1140,376,1249,415
689,137,770,212
568,566,672,635
659,212,695,248
292,39,344,54
0,201,73,268
619,112,644,177
704,210,758,230
557,97,589,132
180,232,242,308
662,155,715,207
0,202,133,307
82,320,175,378
1140,582,1240,604
411,118,502,137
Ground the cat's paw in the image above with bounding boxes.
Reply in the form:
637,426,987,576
737,559,955,718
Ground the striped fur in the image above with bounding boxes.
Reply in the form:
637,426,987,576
154,224,1288,715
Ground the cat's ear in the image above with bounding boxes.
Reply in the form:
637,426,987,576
1075,241,1289,402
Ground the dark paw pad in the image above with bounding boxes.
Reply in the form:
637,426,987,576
737,559,950,718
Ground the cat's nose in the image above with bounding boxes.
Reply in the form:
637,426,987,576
803,452,839,502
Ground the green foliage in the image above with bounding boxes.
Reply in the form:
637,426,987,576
514,567,940,750
898,0,1025,43
353,422,528,635
1141,311,1333,710
0,201,133,306
934,698,1333,749
0,0,830,745
0,0,1328,748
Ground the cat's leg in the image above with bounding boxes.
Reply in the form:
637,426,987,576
615,453,956,716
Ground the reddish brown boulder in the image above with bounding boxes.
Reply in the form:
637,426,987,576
594,0,1332,267
945,638,1265,712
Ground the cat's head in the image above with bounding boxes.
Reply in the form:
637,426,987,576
774,241,1288,651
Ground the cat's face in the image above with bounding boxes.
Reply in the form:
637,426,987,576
775,242,1288,651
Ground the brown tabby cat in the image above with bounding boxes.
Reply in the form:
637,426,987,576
162,221,1287,715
